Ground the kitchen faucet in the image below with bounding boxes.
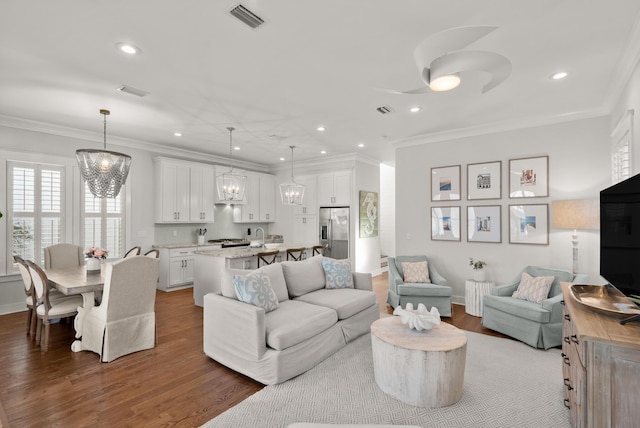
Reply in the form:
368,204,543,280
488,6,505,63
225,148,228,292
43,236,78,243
255,227,265,246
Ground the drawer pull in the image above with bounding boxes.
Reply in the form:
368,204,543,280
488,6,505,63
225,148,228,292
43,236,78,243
563,336,570,344
561,352,566,358
563,378,574,391
561,300,565,305
570,335,579,344
564,398,570,409
563,356,570,366
564,314,571,321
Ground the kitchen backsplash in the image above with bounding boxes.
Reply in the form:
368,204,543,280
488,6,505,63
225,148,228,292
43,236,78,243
154,204,270,244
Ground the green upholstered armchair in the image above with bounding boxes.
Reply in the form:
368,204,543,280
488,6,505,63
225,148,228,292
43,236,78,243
482,266,588,349
387,256,452,317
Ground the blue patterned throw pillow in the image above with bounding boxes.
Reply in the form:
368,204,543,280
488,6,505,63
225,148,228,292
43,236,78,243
233,270,279,312
322,257,354,289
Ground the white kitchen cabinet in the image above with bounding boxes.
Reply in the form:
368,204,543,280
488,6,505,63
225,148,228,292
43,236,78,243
293,175,317,216
318,170,351,206
155,159,190,222
189,164,215,222
157,246,219,291
293,215,318,247
233,172,276,223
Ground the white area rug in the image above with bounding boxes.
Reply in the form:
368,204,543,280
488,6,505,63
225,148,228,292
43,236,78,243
203,331,571,428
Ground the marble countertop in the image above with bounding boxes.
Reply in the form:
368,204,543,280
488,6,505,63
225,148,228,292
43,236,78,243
193,243,311,259
153,243,221,249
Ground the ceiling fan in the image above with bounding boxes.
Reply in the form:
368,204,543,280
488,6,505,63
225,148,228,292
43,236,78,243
383,25,512,94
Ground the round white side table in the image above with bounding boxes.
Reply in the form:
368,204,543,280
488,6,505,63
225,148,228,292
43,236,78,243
464,279,495,317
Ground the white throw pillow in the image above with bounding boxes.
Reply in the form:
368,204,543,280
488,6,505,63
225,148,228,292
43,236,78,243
322,257,354,289
233,270,279,312
401,261,431,283
512,272,555,303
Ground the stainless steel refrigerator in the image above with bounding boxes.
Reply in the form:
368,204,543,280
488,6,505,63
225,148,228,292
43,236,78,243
319,207,350,259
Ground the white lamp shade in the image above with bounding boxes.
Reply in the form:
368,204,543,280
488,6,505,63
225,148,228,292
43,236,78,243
552,199,600,230
216,171,246,202
280,181,305,205
430,74,461,91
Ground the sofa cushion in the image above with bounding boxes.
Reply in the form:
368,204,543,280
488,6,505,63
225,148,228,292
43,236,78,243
512,272,554,303
233,270,279,313
397,282,451,297
401,261,431,283
281,255,326,297
265,300,338,351
483,294,552,323
322,257,354,289
295,289,377,319
222,264,289,302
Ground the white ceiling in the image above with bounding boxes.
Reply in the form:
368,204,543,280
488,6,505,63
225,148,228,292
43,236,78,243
1,1,639,167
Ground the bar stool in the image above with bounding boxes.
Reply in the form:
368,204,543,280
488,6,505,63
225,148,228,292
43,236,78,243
286,247,306,261
312,245,327,256
256,250,279,267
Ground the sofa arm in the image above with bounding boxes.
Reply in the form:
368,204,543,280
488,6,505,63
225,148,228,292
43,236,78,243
203,293,266,360
572,273,588,284
491,281,519,296
542,293,565,323
353,272,372,291
388,258,402,295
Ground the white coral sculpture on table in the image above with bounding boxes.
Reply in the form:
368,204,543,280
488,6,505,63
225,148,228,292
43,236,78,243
393,303,441,331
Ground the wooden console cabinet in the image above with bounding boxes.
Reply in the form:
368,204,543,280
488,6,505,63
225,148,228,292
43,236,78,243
561,282,640,427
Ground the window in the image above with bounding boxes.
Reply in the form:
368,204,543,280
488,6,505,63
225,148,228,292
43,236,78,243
611,110,634,184
81,182,126,259
8,162,65,270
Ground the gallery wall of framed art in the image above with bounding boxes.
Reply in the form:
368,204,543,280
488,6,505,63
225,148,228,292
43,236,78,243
430,155,550,245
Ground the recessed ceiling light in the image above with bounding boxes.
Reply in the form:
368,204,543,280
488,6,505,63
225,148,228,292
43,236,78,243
116,42,141,55
410,106,421,113
234,146,240,151
280,157,285,161
357,143,365,148
174,132,182,137
551,71,568,80
317,126,326,132
320,150,327,154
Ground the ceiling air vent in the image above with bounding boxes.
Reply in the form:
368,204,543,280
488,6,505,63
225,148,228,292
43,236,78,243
117,85,149,98
376,106,393,115
229,4,265,29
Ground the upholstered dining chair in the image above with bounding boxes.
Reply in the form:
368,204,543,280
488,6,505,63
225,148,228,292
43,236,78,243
74,256,160,362
256,250,279,267
144,249,159,258
286,247,306,261
27,261,83,352
124,246,141,258
14,255,64,338
43,243,84,269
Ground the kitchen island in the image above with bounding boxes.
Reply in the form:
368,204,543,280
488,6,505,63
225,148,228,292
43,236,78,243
192,243,313,306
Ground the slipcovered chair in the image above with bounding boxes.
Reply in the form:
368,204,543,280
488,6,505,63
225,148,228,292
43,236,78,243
387,256,452,317
74,256,160,362
43,243,84,269
482,266,588,349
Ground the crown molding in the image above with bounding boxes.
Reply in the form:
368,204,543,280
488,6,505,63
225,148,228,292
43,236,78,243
603,12,640,111
268,152,380,174
393,107,609,148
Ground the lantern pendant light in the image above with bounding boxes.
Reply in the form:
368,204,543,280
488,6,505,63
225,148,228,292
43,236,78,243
216,127,247,202
280,146,305,205
76,109,132,198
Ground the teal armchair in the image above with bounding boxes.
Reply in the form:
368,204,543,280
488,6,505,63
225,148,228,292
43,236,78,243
482,266,588,349
387,256,452,317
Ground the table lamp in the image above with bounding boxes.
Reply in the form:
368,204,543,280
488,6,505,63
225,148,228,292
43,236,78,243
552,199,600,274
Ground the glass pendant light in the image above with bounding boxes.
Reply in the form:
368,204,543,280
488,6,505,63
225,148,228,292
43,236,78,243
76,109,132,198
216,127,246,202
280,146,305,205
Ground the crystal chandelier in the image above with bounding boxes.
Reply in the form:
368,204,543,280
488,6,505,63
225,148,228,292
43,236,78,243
280,146,305,205
76,109,132,198
216,127,246,202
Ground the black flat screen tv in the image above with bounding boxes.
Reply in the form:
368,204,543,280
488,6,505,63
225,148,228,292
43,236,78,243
600,173,640,301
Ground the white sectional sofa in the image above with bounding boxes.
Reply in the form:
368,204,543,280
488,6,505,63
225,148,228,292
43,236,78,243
203,255,379,385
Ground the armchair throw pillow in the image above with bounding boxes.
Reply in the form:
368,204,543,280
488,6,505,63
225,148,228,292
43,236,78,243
322,257,354,289
233,270,279,312
512,272,555,304
401,261,431,283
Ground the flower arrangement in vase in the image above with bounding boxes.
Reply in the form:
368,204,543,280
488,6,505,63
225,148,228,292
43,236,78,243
469,258,487,281
86,247,108,272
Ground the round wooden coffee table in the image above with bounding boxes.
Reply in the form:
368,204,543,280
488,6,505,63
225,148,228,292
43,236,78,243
371,316,467,407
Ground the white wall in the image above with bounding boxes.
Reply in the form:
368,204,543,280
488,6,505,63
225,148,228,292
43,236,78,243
379,163,396,258
395,116,611,303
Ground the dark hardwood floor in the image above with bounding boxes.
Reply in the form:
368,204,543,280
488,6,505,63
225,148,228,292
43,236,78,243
0,272,507,427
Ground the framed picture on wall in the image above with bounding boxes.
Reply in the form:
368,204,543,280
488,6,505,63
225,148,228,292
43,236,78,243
467,161,501,200
431,165,461,201
467,205,501,243
431,206,461,241
509,204,549,245
509,156,549,198
359,190,379,238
